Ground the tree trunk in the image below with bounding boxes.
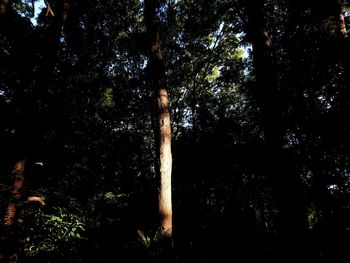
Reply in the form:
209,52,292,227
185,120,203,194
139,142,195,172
1,160,26,263
40,0,70,91
3,160,26,226
25,0,71,161
333,0,348,39
332,0,350,108
245,0,307,249
1,160,46,262
0,0,10,16
145,0,173,240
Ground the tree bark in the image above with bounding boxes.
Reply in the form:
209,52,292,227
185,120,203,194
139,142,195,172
27,0,70,160
1,160,26,263
332,0,350,107
3,160,26,226
333,0,348,38
1,160,46,262
0,0,10,16
245,0,307,246
145,0,173,239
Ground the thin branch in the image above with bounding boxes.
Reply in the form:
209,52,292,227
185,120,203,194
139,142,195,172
45,1,54,17
31,0,35,17
2,47,10,55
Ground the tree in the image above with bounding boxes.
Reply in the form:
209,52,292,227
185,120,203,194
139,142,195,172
144,0,173,242
1,159,45,262
244,0,308,251
2,0,350,261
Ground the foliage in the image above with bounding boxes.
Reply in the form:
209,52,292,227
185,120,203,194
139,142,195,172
1,0,350,262
24,206,86,258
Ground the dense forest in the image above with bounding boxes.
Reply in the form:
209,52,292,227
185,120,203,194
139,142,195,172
1,0,350,262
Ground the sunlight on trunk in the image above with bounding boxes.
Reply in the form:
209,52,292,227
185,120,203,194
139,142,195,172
158,88,173,237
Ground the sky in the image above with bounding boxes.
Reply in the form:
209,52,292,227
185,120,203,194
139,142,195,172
31,0,45,26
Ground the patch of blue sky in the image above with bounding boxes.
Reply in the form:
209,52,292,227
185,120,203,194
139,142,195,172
30,0,45,26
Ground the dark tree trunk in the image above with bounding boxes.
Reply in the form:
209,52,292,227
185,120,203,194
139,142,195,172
0,0,10,16
245,0,307,251
25,0,70,160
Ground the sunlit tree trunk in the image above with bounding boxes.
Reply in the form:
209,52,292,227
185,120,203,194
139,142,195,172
245,0,307,246
145,0,173,240
333,0,348,38
1,160,45,262
332,0,350,107
3,160,26,226
1,160,26,263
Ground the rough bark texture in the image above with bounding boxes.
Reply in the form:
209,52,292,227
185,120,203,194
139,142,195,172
157,86,173,237
145,0,173,238
334,0,348,38
1,160,26,263
3,160,26,226
1,160,45,262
